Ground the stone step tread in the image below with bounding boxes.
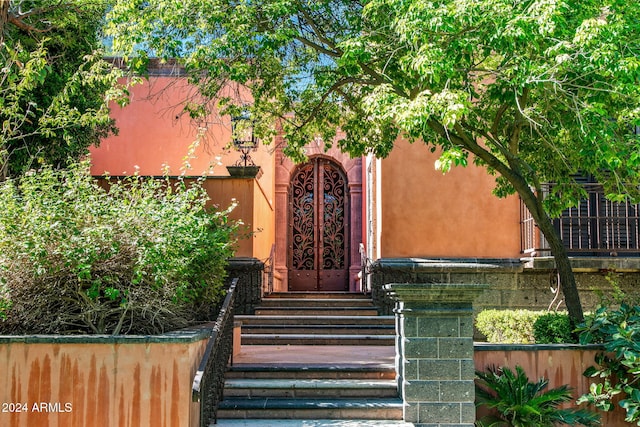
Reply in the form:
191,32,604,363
241,335,395,346
218,408,402,426
212,420,415,426
258,298,374,303
225,379,397,389
256,305,375,312
223,379,398,398
217,397,405,419
242,323,395,335
255,307,378,312
236,315,394,324
241,327,393,335
241,340,394,347
226,365,395,380
243,333,394,339
218,397,404,410
254,309,379,316
265,292,370,299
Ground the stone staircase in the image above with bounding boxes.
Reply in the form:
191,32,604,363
214,292,412,426
238,292,395,346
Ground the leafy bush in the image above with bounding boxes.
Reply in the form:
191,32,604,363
0,290,10,321
577,302,640,425
476,310,542,343
533,312,576,344
477,310,578,344
476,365,600,426
0,163,237,335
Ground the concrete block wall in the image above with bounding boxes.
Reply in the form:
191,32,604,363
372,257,640,317
385,283,486,426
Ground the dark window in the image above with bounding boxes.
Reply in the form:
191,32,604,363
553,176,640,256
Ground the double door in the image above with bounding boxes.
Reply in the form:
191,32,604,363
288,158,349,291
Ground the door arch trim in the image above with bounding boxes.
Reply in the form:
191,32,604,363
288,157,349,291
273,144,363,292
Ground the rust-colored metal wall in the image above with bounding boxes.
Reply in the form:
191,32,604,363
475,345,625,425
381,140,522,258
0,339,208,427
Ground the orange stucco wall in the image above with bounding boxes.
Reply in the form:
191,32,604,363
199,178,274,259
0,339,208,427
381,139,522,258
90,77,273,190
90,77,276,260
90,76,524,261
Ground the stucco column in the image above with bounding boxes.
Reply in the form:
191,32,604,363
384,283,488,426
274,182,289,292
348,182,362,291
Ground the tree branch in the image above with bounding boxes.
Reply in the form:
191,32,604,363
509,87,529,154
293,34,341,58
6,2,67,34
292,76,361,130
296,4,342,54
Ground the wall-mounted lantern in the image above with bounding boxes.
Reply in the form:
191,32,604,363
231,110,258,167
227,109,262,178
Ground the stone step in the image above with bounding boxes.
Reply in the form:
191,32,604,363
242,334,395,346
226,365,396,380
217,397,404,420
213,420,415,427
236,315,395,326
224,378,398,398
240,325,394,335
254,307,379,316
257,298,375,308
265,292,370,299
218,293,401,424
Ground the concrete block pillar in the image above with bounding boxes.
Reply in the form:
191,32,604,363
384,283,488,426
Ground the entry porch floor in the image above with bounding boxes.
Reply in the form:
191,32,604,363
232,345,395,368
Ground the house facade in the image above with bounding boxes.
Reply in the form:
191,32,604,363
90,66,640,311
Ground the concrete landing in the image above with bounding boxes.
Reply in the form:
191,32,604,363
232,345,395,368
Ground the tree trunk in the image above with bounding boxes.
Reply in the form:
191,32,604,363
536,212,585,323
0,0,9,44
430,121,587,325
0,149,8,182
520,190,585,324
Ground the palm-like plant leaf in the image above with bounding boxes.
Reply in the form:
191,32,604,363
476,365,600,426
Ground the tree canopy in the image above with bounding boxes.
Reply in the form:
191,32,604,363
0,0,129,180
107,0,640,322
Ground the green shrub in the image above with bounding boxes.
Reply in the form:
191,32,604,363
577,302,640,424
477,310,579,344
0,163,238,335
533,312,577,344
0,291,10,321
476,365,600,426
476,309,542,343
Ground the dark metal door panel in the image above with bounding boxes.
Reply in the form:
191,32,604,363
319,270,347,291
289,270,319,290
289,159,348,291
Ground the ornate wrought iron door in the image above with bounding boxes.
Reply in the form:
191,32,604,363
289,158,349,291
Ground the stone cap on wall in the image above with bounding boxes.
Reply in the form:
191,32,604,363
373,258,524,273
522,256,640,272
383,282,489,303
475,342,604,351
0,322,215,344
373,256,640,273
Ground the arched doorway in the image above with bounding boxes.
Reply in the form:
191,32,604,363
288,157,349,291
